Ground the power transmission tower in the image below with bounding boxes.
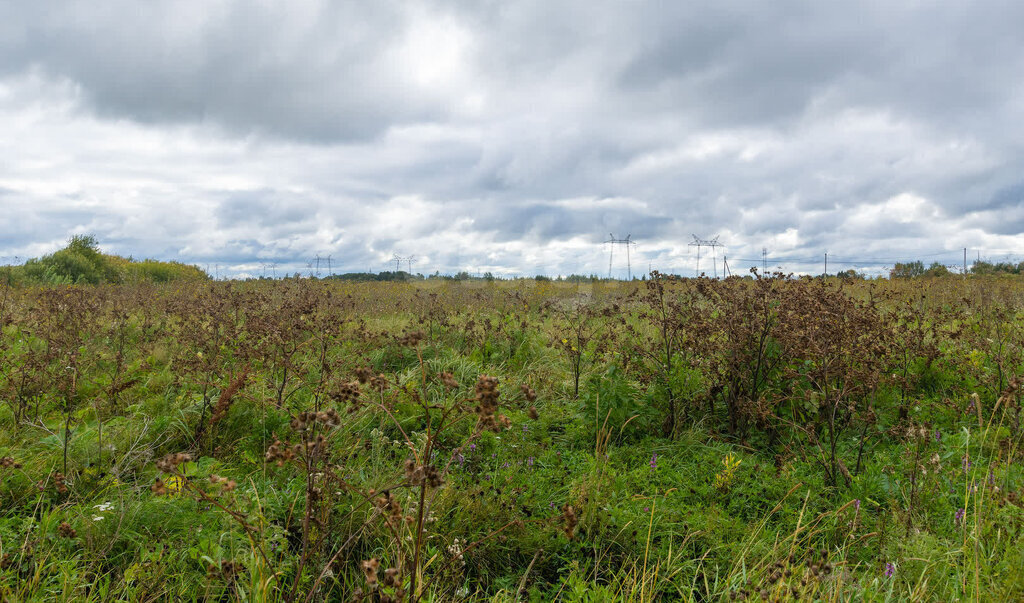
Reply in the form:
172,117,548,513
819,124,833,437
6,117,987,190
326,255,332,276
689,235,723,278
605,233,636,279
392,254,416,274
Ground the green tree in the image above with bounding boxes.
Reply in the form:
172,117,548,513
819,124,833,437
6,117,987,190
889,261,925,279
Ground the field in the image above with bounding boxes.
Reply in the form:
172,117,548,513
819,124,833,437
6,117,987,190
1,274,1022,601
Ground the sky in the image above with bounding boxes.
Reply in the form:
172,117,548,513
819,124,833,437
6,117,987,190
2,0,1024,278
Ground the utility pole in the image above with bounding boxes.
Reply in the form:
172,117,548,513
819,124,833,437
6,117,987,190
964,248,967,276
327,255,332,276
689,235,723,278
824,252,828,277
762,247,768,274
315,254,321,277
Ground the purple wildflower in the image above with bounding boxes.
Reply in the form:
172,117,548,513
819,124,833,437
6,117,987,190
854,499,861,511
884,562,896,577
934,429,941,443
962,454,971,472
650,453,658,470
527,456,534,467
955,508,965,525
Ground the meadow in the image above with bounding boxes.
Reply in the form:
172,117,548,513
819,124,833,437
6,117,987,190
0,273,1022,601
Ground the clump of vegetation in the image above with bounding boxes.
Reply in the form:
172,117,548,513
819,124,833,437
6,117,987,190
4,235,207,285
0,271,1022,601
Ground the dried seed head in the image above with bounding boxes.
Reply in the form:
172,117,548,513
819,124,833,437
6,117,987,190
561,504,578,539
440,371,459,389
361,558,380,585
265,438,296,466
354,366,374,384
404,460,443,488
156,452,193,474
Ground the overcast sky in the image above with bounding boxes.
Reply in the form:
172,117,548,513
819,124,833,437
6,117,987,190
2,1,1024,278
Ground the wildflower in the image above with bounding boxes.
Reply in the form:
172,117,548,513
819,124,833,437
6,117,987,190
469,443,476,452
955,508,965,525
883,562,895,577
447,538,465,566
650,453,658,470
94,502,114,512
164,475,185,495
934,429,941,443
962,454,971,472
854,499,861,511
527,456,534,467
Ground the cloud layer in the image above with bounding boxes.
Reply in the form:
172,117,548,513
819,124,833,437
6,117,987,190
2,1,1023,277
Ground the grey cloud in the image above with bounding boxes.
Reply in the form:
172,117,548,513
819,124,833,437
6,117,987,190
2,1,1024,277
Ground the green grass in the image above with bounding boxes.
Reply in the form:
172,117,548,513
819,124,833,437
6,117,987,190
1,277,1022,601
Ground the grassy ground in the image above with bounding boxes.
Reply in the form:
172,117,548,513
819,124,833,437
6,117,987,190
0,275,1022,601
